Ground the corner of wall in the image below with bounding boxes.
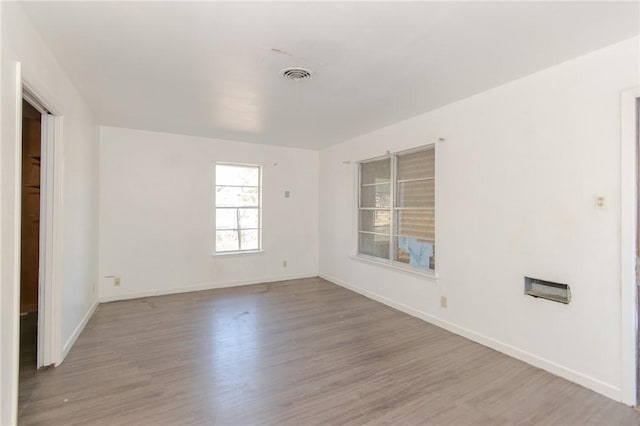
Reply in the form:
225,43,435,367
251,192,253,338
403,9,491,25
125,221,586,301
60,300,98,364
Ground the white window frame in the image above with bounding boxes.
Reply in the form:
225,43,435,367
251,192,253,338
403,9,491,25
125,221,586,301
214,162,263,255
354,144,437,278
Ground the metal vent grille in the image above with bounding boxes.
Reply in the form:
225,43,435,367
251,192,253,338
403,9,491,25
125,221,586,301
282,67,312,81
524,277,571,304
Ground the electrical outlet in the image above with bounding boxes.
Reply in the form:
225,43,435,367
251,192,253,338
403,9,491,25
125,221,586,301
282,260,288,268
440,296,447,308
114,277,121,287
595,195,607,209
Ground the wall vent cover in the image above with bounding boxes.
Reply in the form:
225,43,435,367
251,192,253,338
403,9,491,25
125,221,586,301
282,67,312,81
524,277,571,304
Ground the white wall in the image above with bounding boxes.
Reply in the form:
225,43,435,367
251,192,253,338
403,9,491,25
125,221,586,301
319,37,639,402
0,4,100,424
99,126,319,301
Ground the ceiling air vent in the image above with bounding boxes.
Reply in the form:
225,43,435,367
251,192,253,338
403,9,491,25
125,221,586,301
282,67,312,81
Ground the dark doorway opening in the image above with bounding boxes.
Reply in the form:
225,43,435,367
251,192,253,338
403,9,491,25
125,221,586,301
19,99,42,411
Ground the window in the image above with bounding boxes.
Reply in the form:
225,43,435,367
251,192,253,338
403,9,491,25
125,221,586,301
358,146,435,271
215,163,261,253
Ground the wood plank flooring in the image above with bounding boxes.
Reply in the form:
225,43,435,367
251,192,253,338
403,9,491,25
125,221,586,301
18,277,640,425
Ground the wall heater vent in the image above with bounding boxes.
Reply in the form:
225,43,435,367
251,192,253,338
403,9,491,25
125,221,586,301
524,277,570,304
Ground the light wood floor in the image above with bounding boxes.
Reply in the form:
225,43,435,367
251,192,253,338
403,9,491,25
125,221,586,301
18,277,640,425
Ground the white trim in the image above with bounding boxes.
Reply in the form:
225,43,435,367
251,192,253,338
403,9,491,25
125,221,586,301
98,273,318,303
360,182,391,187
397,177,435,183
50,115,64,365
36,112,52,368
21,78,62,115
8,62,23,426
213,249,265,257
390,155,396,257
0,26,3,426
22,91,48,114
352,163,359,256
620,86,640,406
319,272,622,402
358,153,392,164
350,254,438,280
60,301,98,363
357,231,390,237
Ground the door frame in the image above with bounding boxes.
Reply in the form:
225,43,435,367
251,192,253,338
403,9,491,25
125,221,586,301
19,70,64,369
620,86,640,406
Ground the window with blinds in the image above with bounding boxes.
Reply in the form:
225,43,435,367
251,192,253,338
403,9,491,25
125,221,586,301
357,146,435,271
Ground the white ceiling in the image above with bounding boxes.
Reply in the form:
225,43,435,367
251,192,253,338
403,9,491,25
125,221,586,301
21,1,639,150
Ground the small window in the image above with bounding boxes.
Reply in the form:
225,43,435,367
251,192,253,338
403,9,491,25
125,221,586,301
215,163,261,253
358,146,435,271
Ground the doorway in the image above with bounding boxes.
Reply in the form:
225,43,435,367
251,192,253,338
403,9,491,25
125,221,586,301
20,99,41,314
19,98,44,410
12,77,65,423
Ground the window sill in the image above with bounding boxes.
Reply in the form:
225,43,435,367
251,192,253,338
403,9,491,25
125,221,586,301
213,250,264,257
350,254,439,280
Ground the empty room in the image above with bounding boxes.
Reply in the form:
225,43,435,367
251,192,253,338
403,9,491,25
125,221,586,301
1,1,640,425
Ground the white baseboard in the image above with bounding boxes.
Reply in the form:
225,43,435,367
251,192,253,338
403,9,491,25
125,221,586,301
99,273,318,303
319,272,622,403
60,299,99,364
